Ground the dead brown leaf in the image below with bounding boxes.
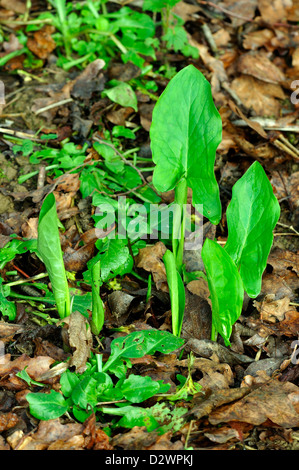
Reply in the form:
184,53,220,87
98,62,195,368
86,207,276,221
254,294,292,323
0,412,19,432
61,311,92,373
27,25,56,60
258,0,292,24
135,241,168,292
243,29,275,50
237,52,285,84
21,217,38,239
209,379,299,428
231,75,285,116
189,387,251,420
55,173,81,193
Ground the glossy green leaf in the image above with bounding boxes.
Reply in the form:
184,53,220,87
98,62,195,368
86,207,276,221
202,239,244,345
37,193,70,318
121,375,160,403
104,81,138,111
103,329,184,374
225,161,280,298
27,390,69,420
150,64,222,224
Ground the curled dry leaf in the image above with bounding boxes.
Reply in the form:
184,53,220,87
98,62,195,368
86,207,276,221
60,310,92,373
254,294,292,323
135,241,168,292
208,379,299,428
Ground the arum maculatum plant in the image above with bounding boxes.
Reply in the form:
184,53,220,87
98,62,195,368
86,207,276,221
150,65,280,345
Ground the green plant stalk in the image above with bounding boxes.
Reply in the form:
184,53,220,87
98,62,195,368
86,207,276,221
172,178,188,274
49,0,72,58
90,260,105,335
163,250,185,337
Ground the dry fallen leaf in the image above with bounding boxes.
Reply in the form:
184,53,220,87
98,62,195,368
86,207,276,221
231,75,285,116
27,25,56,60
135,241,168,292
237,52,285,84
61,311,92,373
254,294,292,323
209,379,299,428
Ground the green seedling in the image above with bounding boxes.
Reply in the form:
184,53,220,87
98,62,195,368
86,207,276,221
37,193,70,319
150,65,280,344
90,260,105,336
26,330,185,422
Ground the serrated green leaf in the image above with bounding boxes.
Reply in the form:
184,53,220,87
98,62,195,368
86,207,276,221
103,330,184,373
225,161,280,298
202,239,244,345
150,65,222,224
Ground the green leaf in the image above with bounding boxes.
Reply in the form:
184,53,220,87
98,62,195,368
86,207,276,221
103,330,184,374
60,370,80,398
202,239,244,346
163,249,185,337
27,390,69,420
0,279,16,321
225,161,280,298
150,65,222,224
103,81,138,111
71,376,98,409
143,0,181,12
121,375,160,403
90,260,105,335
37,193,70,319
101,405,159,431
94,238,133,282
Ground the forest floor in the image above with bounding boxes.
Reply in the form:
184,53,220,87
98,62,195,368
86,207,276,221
0,0,298,451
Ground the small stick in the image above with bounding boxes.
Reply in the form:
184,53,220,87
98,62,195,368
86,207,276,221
34,98,73,116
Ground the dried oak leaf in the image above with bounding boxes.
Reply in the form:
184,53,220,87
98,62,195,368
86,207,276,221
208,379,299,428
135,241,168,292
231,75,285,117
189,387,251,420
237,52,285,84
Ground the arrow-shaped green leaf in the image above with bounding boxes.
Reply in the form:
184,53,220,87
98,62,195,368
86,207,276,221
150,64,222,224
225,161,280,298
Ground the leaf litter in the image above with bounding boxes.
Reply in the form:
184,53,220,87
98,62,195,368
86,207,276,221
0,0,298,452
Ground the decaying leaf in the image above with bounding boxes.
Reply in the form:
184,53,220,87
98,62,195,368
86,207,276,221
60,311,92,373
135,241,168,292
209,379,299,428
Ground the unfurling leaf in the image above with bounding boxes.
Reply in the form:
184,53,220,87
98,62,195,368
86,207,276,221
202,239,244,346
37,193,70,319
